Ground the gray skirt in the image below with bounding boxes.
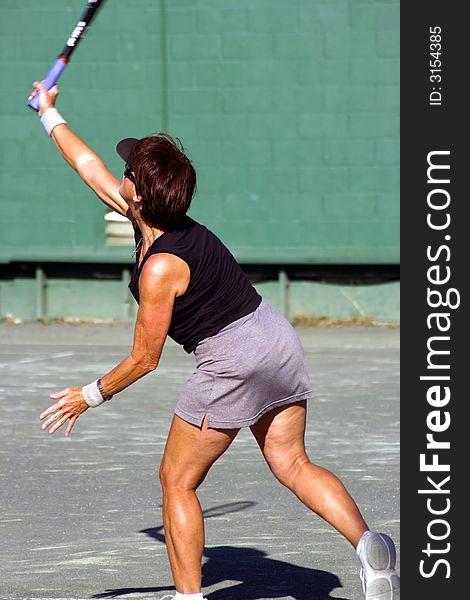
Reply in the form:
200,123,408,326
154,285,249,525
174,299,313,429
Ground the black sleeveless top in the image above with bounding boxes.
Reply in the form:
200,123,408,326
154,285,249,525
129,216,262,353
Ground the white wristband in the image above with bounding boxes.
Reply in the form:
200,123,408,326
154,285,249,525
82,379,107,408
40,107,67,136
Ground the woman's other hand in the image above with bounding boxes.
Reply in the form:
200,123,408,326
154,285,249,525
39,387,89,436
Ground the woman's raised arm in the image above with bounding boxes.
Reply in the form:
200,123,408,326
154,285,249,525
30,81,130,218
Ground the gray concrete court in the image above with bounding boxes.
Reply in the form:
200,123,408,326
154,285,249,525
0,323,399,600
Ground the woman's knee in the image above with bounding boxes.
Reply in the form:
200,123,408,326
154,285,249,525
159,457,205,493
158,458,171,490
267,450,311,488
159,458,184,492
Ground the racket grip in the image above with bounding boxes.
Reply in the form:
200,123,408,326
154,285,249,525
28,58,68,112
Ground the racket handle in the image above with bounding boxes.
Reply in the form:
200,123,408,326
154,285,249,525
28,58,68,112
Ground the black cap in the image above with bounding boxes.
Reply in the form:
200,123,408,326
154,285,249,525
116,137,139,168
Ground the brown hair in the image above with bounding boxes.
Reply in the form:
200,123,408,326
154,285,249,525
133,134,196,228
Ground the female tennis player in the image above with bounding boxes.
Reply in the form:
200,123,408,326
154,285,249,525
32,81,400,600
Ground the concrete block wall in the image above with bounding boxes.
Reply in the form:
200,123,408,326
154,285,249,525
165,0,399,263
0,0,399,265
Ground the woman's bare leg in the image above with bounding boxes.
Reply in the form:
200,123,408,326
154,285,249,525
159,414,239,593
250,400,368,548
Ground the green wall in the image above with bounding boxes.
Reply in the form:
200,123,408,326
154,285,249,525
0,0,399,265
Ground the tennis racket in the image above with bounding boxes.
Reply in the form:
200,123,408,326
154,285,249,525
28,0,105,111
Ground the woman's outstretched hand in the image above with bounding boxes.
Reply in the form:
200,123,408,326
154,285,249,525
40,388,89,437
28,81,59,117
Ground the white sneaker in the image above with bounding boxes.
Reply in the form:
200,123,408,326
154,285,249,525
358,532,400,599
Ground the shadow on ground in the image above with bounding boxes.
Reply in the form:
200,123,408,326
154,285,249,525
92,502,346,600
